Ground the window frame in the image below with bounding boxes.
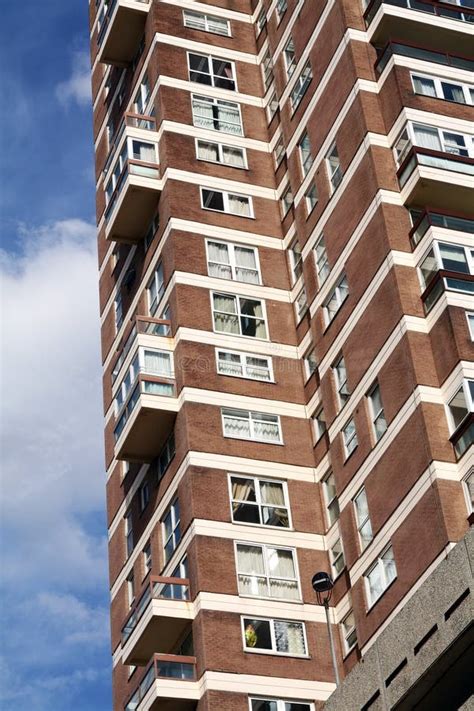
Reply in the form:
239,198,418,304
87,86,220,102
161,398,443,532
313,407,327,442
325,142,343,192
446,379,474,433
228,474,292,529
124,510,133,557
215,348,274,382
283,37,296,78
205,239,261,284
191,94,243,136
333,355,349,409
295,287,308,323
341,611,357,656
211,291,268,340
249,699,314,711
139,480,150,513
187,51,237,92
322,471,339,527
183,9,231,37
329,537,345,578
305,184,318,214
324,274,349,325
367,382,387,442
114,292,123,331
235,541,301,601
241,615,308,657
353,487,373,552
467,312,474,340
196,137,247,169
288,239,303,284
222,408,283,444
298,131,313,177
410,71,474,106
290,62,312,111
314,235,330,287
342,417,358,459
147,263,164,316
394,122,474,167
126,570,135,607
364,545,397,608
162,498,181,564
200,187,254,218
417,240,474,292
142,542,152,576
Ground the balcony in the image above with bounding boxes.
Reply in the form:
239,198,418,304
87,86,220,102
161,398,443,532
375,41,474,74
409,209,474,248
113,319,178,462
397,147,474,212
97,0,150,66
122,576,193,666
104,115,161,244
125,654,199,711
364,0,474,55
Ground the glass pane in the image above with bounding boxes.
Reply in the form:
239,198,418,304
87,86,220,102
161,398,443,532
233,502,261,524
274,621,306,654
439,243,469,273
244,618,272,649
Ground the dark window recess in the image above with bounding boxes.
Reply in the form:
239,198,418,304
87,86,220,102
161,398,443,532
444,588,470,621
123,267,136,290
414,624,438,656
385,658,408,688
361,690,381,711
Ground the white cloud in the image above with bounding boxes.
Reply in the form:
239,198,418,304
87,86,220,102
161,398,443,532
55,50,92,109
0,219,110,709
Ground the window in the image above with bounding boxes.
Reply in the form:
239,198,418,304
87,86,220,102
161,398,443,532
126,571,135,606
283,38,296,78
235,543,300,600
354,487,373,551
368,383,387,441
341,612,357,655
113,347,174,417
230,475,290,527
188,52,236,91
324,275,349,324
256,10,266,36
411,73,474,106
150,431,176,482
288,240,303,283
143,214,159,252
262,51,274,93
281,185,293,216
333,355,349,408
162,499,181,563
365,546,397,607
330,538,345,577
290,62,312,110
139,481,150,512
133,75,150,114
447,380,474,430
242,617,306,656
314,235,330,286
191,95,243,135
124,511,133,557
313,407,326,441
394,122,474,167
295,287,308,322
299,132,313,177
304,348,317,379
196,139,246,168
250,700,312,711
143,542,152,575
212,293,267,339
463,471,474,514
276,0,288,21
201,188,253,217
305,184,318,213
183,10,230,36
418,241,474,293
114,292,123,331
207,241,260,284
216,349,273,382
222,409,282,443
273,137,285,167
147,263,164,315
326,143,343,191
322,471,339,526
342,418,358,458
267,91,279,123
467,312,474,340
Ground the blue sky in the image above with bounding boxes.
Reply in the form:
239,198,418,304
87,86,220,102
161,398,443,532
0,2,112,710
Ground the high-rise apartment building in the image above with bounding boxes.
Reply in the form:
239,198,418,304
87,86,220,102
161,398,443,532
89,0,474,709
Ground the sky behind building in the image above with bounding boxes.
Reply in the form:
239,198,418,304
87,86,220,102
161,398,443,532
0,2,111,709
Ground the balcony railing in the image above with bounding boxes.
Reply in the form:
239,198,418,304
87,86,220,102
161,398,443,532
421,269,474,312
104,113,156,177
364,0,474,27
125,654,197,711
112,318,171,384
122,576,190,646
397,146,474,189
375,40,474,73
98,0,149,45
409,209,474,247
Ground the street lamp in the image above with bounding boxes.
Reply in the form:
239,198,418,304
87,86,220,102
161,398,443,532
312,571,340,686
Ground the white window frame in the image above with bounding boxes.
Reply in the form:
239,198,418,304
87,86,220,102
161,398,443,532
211,292,268,340
353,487,373,551
290,62,312,111
333,355,349,408
228,474,292,529
222,408,283,444
322,471,339,527
162,498,181,563
341,611,357,656
124,510,133,557
147,263,164,315
368,383,387,442
298,131,313,177
200,187,254,218
288,239,303,283
305,184,318,214
133,75,150,114
196,137,247,169
216,348,274,382
411,72,474,106
364,545,397,608
114,292,123,331
275,0,288,21
126,570,135,606
330,538,345,577
206,240,260,284
446,379,474,433
325,142,343,192
342,418,358,459
183,9,231,36
462,471,474,515
143,542,152,576
313,407,327,441
417,240,474,291
139,480,150,512
394,122,474,168
324,274,349,325
303,347,317,380
187,51,237,92
281,185,293,216
314,235,330,287
295,287,308,322
249,700,314,711
191,94,243,136
241,616,308,657
283,37,296,78
467,312,474,340
235,541,301,601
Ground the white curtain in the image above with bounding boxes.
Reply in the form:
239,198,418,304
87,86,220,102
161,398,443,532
218,352,243,376
223,411,251,438
246,356,270,381
235,247,258,283
274,621,306,655
413,76,436,97
198,140,219,162
143,381,174,397
413,125,442,151
368,564,383,601
218,105,241,134
229,194,251,216
223,146,245,168
261,482,285,506
253,416,279,441
382,548,397,584
193,99,214,130
237,545,268,595
208,242,232,279
213,294,239,333
132,140,155,162
143,350,171,376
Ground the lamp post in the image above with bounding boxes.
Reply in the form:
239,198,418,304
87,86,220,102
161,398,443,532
312,571,340,687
